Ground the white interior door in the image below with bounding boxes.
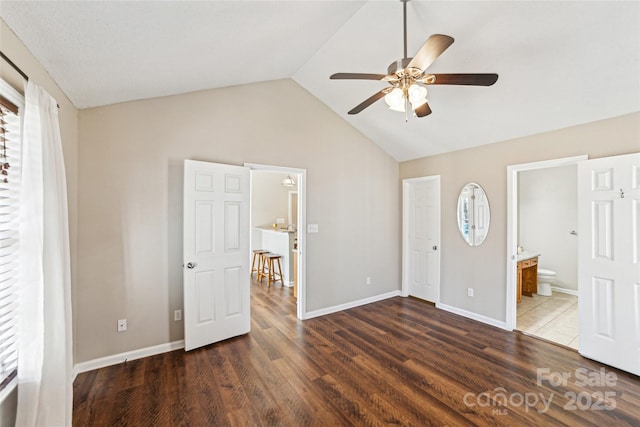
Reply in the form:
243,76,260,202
403,176,440,302
578,152,640,375
183,160,250,351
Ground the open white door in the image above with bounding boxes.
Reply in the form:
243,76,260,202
403,176,440,302
578,152,640,375
183,160,250,351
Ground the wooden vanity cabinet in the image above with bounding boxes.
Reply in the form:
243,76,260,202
517,263,522,304
517,256,538,303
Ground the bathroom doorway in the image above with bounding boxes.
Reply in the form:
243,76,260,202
506,155,586,348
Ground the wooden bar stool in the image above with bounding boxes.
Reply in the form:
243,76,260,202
257,252,270,283
262,253,283,288
251,249,269,278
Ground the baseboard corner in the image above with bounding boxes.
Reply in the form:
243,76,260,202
303,290,401,320
436,302,509,330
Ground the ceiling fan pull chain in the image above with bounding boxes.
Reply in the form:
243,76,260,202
405,96,409,122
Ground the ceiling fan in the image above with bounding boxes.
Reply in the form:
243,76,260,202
330,0,498,119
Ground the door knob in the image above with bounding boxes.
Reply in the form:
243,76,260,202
432,246,438,250
186,262,196,269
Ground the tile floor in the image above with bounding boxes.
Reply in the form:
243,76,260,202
516,291,578,349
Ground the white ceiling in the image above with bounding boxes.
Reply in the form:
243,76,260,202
1,1,638,161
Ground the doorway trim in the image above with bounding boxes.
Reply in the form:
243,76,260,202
288,191,298,228
245,162,307,320
505,155,587,330
401,175,441,301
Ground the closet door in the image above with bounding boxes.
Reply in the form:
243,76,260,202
403,176,441,303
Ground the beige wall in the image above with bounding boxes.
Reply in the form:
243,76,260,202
400,112,640,322
519,165,578,291
0,19,79,424
77,78,401,363
251,170,294,228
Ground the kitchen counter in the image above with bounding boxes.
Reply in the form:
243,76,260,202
257,226,295,234
254,227,295,285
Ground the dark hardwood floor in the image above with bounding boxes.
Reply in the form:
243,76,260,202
74,280,640,426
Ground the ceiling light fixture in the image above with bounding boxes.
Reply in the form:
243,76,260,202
384,84,428,113
330,0,498,121
281,175,296,187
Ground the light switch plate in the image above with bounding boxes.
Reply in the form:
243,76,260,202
308,224,319,233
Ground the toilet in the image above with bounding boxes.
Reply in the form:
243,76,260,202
537,268,556,296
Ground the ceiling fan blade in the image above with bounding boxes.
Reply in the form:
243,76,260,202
330,73,388,80
414,102,432,118
347,90,387,115
428,73,499,86
407,34,454,72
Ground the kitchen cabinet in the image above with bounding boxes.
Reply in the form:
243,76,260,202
254,227,294,285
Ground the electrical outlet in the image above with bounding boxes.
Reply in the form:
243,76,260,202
174,309,182,321
276,218,285,224
468,288,474,297
117,319,127,332
366,277,371,285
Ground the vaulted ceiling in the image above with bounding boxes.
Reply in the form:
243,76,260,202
1,1,638,161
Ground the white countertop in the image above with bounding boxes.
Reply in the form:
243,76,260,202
517,251,540,262
256,226,294,234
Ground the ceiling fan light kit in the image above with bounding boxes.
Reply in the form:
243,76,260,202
384,84,428,113
330,0,498,120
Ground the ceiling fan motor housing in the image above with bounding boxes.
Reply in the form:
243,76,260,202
387,58,413,74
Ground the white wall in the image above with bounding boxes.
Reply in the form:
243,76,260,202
518,165,577,291
401,112,640,323
77,78,401,363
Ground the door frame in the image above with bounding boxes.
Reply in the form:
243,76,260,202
505,155,587,330
401,175,441,301
245,163,307,320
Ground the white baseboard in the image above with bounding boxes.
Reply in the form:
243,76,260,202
73,291,402,377
436,302,509,330
73,340,185,379
551,286,578,296
303,290,401,320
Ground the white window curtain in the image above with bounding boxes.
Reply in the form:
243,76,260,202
16,82,72,426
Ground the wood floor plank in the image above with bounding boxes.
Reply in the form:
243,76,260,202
271,357,346,426
74,282,640,426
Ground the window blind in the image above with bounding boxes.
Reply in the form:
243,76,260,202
0,88,21,393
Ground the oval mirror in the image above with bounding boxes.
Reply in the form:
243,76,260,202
457,182,491,246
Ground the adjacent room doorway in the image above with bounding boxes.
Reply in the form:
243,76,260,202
506,155,585,338
507,152,640,376
245,163,307,320
182,160,307,352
